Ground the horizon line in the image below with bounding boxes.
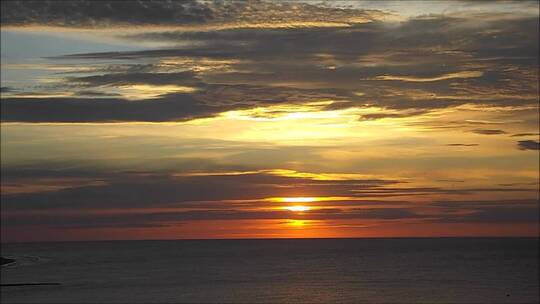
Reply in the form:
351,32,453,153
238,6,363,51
2,235,539,245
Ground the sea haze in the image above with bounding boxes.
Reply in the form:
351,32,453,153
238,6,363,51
1,238,538,304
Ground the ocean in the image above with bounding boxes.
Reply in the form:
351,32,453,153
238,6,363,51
1,238,538,303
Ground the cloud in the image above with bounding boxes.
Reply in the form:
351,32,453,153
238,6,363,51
372,71,483,82
0,87,15,93
2,165,536,213
70,71,200,87
517,140,540,150
0,206,433,233
0,0,391,28
1,83,346,122
498,182,539,187
26,14,536,121
3,191,538,230
471,129,507,135
0,0,213,26
1,11,537,123
431,199,539,223
446,143,479,147
0,95,214,122
511,133,540,137
1,207,427,229
2,164,538,231
0,168,400,211
74,90,122,97
359,110,429,120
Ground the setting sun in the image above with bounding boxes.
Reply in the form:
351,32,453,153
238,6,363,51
284,205,311,212
279,197,318,203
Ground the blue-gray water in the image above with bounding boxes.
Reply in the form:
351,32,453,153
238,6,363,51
1,238,538,303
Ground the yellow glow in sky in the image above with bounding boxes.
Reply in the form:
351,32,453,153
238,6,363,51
284,205,311,212
117,84,199,99
287,219,308,227
280,197,318,203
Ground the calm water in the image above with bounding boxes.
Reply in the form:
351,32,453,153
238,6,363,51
1,238,538,303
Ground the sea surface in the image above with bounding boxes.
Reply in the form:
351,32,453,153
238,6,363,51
1,238,538,303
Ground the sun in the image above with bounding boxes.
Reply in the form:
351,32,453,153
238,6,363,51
285,205,311,212
280,197,318,203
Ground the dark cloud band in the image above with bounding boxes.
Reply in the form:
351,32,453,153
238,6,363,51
0,0,213,26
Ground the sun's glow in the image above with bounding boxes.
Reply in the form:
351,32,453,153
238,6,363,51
116,84,199,99
220,101,348,122
279,197,318,203
284,205,311,212
287,220,307,227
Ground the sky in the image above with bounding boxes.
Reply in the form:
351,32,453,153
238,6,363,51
0,0,539,242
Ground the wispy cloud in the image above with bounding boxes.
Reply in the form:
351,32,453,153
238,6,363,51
446,143,479,147
511,133,540,137
471,129,507,135
373,71,483,82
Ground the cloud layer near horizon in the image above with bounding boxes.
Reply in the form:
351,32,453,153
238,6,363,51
2,167,537,229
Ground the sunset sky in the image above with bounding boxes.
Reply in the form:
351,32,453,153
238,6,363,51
1,0,539,242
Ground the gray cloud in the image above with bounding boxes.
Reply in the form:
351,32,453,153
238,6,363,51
0,168,399,211
3,12,531,123
1,208,426,229
2,164,538,231
1,83,345,122
74,90,123,97
116,14,538,62
443,207,539,223
517,140,540,150
2,165,535,213
0,0,213,26
431,199,539,223
431,199,538,209
0,87,15,93
70,71,200,87
1,0,391,28
3,195,538,230
0,9,536,124
0,95,214,122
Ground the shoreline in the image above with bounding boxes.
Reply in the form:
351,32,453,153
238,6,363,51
1,257,16,267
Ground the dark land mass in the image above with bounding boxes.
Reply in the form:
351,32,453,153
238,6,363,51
1,257,15,266
1,283,61,287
